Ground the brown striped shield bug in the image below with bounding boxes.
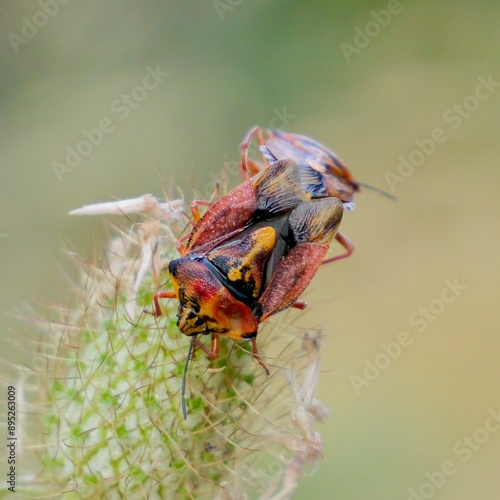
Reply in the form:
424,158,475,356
154,160,344,415
239,127,359,265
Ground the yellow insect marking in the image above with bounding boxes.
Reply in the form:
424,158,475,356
228,267,242,281
170,274,181,296
225,227,276,287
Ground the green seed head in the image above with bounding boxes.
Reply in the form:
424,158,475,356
9,204,328,498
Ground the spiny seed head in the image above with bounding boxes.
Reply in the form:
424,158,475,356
7,196,328,498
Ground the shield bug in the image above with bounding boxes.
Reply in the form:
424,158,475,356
239,127,359,264
154,160,344,415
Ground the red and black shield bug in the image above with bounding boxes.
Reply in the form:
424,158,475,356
153,160,344,417
239,127,359,265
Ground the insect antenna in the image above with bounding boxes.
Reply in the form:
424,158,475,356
181,335,197,420
357,181,398,201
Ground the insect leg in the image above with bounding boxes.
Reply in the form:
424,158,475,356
190,199,213,223
251,338,270,376
239,126,268,180
321,231,354,265
153,289,176,316
194,333,220,359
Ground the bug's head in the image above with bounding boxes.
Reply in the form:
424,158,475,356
168,257,259,340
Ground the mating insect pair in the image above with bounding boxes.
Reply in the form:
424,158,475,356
154,128,359,416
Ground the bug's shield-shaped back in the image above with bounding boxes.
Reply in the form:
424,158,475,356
258,197,344,320
207,226,276,300
169,159,308,340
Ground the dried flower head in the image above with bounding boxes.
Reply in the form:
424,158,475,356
5,194,328,498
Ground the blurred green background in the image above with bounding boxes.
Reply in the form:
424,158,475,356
1,1,499,498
